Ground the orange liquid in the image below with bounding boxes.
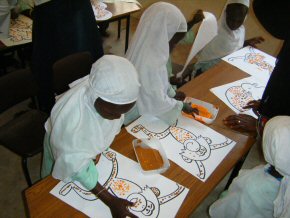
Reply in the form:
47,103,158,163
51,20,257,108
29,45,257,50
135,146,164,171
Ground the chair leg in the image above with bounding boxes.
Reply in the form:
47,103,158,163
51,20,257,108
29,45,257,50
22,157,32,187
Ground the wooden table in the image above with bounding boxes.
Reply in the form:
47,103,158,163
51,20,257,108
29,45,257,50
25,61,256,217
97,2,141,52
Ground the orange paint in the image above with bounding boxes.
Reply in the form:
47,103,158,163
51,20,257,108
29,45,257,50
135,146,164,171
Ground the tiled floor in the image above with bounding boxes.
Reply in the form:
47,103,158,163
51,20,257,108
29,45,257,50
0,1,276,217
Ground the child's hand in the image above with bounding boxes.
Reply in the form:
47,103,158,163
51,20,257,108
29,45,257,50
170,76,183,86
182,103,199,117
243,100,261,116
174,91,186,101
223,114,257,132
192,9,204,24
109,197,137,218
244,37,265,48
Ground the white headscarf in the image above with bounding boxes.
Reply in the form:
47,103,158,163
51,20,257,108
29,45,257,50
126,2,187,116
197,0,249,62
263,116,290,218
46,55,140,180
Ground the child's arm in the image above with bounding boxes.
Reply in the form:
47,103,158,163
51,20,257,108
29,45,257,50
187,9,204,31
91,183,137,218
244,36,265,47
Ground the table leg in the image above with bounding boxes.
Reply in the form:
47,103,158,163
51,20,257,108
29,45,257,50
125,15,130,53
118,19,121,39
224,150,250,190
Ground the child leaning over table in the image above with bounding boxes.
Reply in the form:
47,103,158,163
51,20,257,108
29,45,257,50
124,2,198,126
171,0,264,82
41,55,140,218
209,116,290,218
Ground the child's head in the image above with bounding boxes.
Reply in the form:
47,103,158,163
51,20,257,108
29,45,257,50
225,1,249,30
94,98,135,120
263,116,290,177
88,55,140,119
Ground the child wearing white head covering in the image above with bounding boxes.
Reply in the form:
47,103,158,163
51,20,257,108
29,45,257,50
41,55,140,217
193,0,249,75
125,2,195,125
209,116,290,218
42,55,140,218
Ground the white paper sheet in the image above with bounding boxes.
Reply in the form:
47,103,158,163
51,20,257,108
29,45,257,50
1,14,32,46
210,76,267,118
176,12,218,78
126,115,236,182
222,46,276,82
50,149,188,218
91,0,113,21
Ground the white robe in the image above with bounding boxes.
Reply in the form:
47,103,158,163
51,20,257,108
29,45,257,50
125,2,186,125
210,116,290,218
194,0,249,74
44,55,140,181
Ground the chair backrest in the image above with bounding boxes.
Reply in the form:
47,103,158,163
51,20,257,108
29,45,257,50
52,51,93,95
0,69,38,113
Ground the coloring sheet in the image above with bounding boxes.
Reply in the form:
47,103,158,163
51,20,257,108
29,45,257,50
91,0,113,21
210,76,266,118
1,14,32,47
222,46,276,82
50,149,188,218
126,115,236,182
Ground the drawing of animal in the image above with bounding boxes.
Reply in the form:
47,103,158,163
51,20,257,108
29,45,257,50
225,83,264,112
131,124,233,179
228,46,274,74
59,151,185,217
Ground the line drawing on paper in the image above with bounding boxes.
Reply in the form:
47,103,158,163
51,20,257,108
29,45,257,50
225,82,265,112
8,15,32,43
131,122,233,179
227,46,274,74
59,151,185,217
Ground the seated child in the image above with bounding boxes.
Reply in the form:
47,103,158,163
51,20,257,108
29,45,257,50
124,2,198,126
223,0,290,135
209,116,290,218
176,0,263,79
41,55,140,218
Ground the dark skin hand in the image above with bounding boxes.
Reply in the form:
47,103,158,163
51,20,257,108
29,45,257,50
170,76,183,87
92,183,137,218
170,66,194,87
243,99,261,116
223,114,257,132
244,36,265,48
174,91,186,101
188,9,204,29
182,102,199,118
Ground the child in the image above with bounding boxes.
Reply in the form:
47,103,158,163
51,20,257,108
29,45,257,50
192,0,263,77
223,0,290,135
125,2,197,126
209,116,290,218
41,55,140,218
